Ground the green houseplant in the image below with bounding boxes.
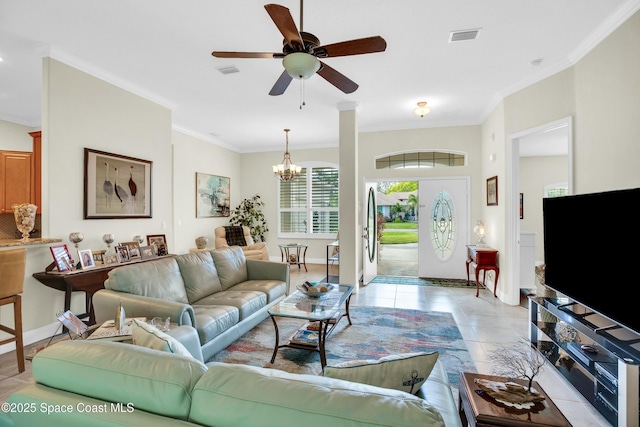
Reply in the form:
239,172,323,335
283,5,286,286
229,194,269,243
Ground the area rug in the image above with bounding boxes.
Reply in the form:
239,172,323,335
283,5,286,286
371,275,473,288
207,306,476,390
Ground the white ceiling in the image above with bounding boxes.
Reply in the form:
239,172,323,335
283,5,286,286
1,0,639,154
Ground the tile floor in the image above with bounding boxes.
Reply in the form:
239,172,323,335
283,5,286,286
1,263,612,426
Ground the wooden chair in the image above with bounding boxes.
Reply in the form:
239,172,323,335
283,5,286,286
0,248,27,372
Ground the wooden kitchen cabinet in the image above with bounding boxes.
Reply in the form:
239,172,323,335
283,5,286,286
0,131,41,214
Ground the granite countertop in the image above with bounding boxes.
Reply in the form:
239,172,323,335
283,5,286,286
0,238,63,248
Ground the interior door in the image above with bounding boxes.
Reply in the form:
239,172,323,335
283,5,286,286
362,183,377,284
418,177,469,279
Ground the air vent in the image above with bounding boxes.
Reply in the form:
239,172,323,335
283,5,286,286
217,66,239,75
449,28,481,42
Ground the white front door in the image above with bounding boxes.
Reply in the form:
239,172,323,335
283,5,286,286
418,177,469,279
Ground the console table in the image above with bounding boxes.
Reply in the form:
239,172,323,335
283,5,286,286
466,245,499,297
33,255,173,329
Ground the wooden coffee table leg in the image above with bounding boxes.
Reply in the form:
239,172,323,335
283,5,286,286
269,315,280,363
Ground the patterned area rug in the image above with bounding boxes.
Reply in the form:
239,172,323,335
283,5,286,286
371,275,473,287
207,306,476,391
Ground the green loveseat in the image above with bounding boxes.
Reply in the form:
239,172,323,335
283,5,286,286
1,339,460,426
92,246,289,361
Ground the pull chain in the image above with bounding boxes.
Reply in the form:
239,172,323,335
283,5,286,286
299,79,306,109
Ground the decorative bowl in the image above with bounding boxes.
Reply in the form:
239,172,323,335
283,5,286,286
297,282,335,298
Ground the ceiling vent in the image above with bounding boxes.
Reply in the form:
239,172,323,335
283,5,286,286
449,28,481,42
217,66,239,75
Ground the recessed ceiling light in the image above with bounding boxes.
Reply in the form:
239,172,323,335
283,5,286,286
530,58,543,67
217,66,239,75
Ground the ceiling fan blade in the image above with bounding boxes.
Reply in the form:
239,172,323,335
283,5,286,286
315,36,387,58
264,4,303,49
317,62,359,94
269,70,293,96
212,51,284,59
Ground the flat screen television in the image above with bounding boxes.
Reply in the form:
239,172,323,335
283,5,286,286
543,187,640,334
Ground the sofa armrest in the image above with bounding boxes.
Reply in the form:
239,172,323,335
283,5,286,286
93,289,196,327
246,259,289,284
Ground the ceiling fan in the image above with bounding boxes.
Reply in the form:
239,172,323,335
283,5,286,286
211,1,387,96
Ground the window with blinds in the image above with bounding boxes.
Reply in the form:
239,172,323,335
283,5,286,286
278,165,339,238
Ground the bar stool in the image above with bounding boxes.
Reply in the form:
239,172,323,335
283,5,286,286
0,248,27,372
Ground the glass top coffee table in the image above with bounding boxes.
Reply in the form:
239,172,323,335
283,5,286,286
268,284,354,367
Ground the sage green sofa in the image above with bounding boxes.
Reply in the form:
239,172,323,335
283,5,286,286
92,246,289,361
1,339,460,427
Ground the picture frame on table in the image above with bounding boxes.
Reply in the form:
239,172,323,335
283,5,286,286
196,172,230,218
139,245,156,260
147,234,168,256
115,245,130,263
120,241,141,260
92,250,106,266
104,254,118,265
78,249,95,269
83,148,152,219
487,176,498,206
50,244,75,272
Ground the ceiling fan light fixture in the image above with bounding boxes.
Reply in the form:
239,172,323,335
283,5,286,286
283,52,320,79
414,101,431,117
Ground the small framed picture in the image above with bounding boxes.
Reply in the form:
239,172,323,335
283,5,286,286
519,193,524,219
104,254,118,265
139,245,156,260
486,176,498,206
92,250,106,266
147,234,168,256
120,241,141,260
78,249,95,269
115,245,130,263
50,244,75,272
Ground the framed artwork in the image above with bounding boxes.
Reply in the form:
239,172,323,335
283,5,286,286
139,245,156,260
115,245,130,263
120,241,141,260
92,250,106,266
84,148,152,219
78,249,95,269
487,176,498,206
147,234,168,256
196,172,230,218
104,254,118,265
519,193,524,219
50,244,74,272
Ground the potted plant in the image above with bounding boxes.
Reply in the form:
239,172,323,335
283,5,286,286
229,194,269,243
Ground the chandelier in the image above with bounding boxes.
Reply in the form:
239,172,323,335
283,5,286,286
272,129,301,182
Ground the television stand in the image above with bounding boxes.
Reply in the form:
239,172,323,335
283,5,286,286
529,296,639,427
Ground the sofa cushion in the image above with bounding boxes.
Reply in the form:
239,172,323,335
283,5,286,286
231,279,287,303
190,363,445,427
194,290,266,320
210,247,248,290
175,251,223,303
132,318,193,358
105,257,189,304
192,305,239,344
31,340,206,420
323,352,439,395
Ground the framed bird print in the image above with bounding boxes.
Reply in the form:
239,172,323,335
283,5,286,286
84,148,152,219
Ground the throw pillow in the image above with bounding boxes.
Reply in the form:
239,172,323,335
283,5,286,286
224,226,247,246
323,352,439,395
131,318,193,358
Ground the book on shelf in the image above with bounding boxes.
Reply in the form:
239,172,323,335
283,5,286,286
290,328,319,346
86,317,146,342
